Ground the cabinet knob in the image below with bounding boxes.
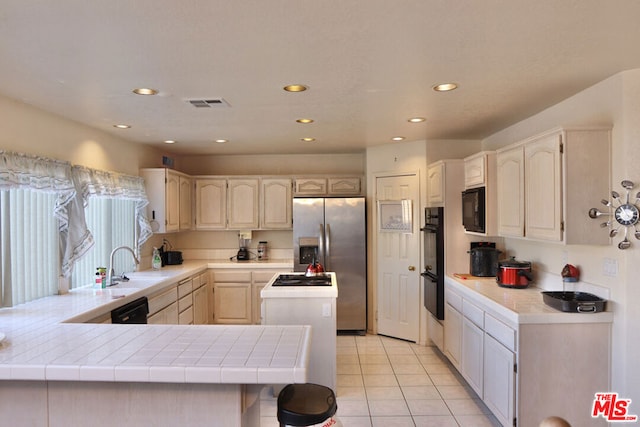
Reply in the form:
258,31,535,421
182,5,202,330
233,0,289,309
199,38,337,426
408,266,416,271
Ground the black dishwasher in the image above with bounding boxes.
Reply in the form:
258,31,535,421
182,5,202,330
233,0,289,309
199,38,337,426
111,296,149,324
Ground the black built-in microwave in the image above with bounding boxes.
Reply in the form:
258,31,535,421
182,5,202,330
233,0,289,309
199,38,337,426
461,187,486,233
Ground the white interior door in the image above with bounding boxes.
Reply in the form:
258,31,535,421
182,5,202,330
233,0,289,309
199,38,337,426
376,174,421,342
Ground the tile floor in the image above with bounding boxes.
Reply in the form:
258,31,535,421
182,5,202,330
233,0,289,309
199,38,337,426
260,334,501,427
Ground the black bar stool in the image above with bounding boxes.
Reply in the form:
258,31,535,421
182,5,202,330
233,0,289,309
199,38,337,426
277,383,338,427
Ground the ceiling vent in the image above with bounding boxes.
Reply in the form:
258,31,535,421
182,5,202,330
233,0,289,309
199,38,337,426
186,98,230,108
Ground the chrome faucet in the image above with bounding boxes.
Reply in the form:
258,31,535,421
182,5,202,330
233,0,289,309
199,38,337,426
107,245,140,286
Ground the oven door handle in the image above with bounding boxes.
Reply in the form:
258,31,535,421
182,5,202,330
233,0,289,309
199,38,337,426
421,271,438,282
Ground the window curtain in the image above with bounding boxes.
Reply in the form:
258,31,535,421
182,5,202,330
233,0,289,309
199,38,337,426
0,151,152,279
71,165,152,260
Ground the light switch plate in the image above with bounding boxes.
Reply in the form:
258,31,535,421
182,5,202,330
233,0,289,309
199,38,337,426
322,303,331,317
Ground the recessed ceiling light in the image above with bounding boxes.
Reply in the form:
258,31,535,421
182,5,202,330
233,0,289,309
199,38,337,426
113,124,131,129
433,83,458,92
133,87,158,95
392,136,405,141
163,140,176,144
301,137,316,142
407,117,426,123
296,118,314,124
214,139,228,144
284,84,308,92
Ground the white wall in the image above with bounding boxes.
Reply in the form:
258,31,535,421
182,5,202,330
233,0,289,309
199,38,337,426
0,94,161,175
483,70,639,401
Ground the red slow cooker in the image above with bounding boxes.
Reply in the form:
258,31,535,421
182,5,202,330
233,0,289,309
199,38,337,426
496,257,533,288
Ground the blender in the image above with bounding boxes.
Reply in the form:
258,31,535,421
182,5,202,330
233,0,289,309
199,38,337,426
236,231,251,261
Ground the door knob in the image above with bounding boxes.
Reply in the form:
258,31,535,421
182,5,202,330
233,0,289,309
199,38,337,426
408,266,416,271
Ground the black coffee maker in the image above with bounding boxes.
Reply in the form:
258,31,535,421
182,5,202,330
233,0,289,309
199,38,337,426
468,242,501,277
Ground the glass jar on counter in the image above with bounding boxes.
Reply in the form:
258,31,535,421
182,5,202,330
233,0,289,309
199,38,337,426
257,241,268,260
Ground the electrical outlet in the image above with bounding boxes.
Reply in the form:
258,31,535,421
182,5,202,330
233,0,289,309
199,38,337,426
322,303,332,317
603,258,618,277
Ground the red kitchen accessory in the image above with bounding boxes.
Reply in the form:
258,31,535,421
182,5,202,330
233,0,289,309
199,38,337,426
496,257,533,288
561,264,580,282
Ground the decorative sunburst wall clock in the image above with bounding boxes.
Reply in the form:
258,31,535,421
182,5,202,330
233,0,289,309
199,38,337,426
589,180,640,249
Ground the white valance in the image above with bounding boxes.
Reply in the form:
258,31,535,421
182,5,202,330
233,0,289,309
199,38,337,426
0,151,75,229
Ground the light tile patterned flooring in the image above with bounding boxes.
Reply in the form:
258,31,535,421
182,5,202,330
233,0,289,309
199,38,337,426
261,334,501,427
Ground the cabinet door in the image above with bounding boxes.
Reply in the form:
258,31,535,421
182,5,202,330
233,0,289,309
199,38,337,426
213,283,252,324
165,170,180,232
427,162,445,205
444,303,462,370
328,177,361,195
496,146,525,237
261,178,292,229
484,334,516,427
524,132,563,241
179,175,192,230
195,178,227,229
228,179,259,229
192,284,209,325
294,178,327,195
462,317,484,398
464,155,486,188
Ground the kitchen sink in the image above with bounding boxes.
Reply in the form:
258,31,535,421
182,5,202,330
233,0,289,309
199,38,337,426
107,277,159,289
542,291,607,313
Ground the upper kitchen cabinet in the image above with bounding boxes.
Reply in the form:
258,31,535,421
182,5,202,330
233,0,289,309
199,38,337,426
140,168,191,233
464,151,498,236
227,178,260,229
427,161,446,206
194,178,227,230
496,146,525,237
496,127,611,244
260,178,292,229
294,176,362,196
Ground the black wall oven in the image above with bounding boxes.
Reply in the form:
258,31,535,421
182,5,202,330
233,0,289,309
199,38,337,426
421,207,444,320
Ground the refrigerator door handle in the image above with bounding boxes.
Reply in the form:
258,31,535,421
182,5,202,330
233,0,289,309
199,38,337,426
319,223,325,264
325,223,331,271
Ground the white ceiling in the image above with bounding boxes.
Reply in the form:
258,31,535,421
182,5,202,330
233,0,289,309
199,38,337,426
2,0,640,155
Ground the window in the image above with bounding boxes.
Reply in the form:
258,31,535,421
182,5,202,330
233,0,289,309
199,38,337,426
70,198,137,289
0,189,59,306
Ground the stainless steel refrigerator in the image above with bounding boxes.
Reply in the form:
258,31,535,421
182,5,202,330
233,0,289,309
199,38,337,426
293,197,367,332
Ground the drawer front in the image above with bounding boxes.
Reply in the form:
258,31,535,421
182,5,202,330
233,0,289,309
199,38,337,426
445,288,463,312
214,271,252,282
179,305,194,325
485,313,516,352
179,294,193,312
462,299,484,328
178,278,193,298
148,286,178,315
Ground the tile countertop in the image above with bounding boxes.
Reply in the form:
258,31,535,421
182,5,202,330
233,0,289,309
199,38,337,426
0,260,310,385
445,274,614,327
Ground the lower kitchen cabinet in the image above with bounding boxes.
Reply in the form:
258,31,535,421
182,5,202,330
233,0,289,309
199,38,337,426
212,271,253,324
444,277,611,427
192,272,209,325
211,269,284,325
147,285,179,325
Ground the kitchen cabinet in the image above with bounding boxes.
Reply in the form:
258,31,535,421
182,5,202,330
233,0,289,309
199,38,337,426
443,291,462,370
250,270,280,324
427,162,445,205
178,277,194,325
192,272,209,325
227,178,260,229
147,285,179,325
179,175,192,230
195,177,292,230
212,271,252,324
294,176,362,196
496,146,525,237
141,168,191,233
464,151,498,236
446,276,611,427
260,178,292,229
194,178,227,229
496,127,611,244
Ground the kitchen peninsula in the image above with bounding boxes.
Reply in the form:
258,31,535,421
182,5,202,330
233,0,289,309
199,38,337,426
0,261,308,427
